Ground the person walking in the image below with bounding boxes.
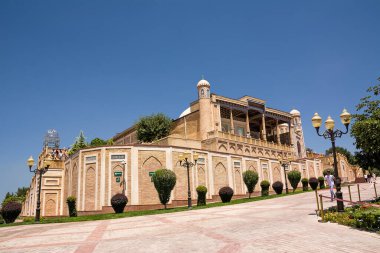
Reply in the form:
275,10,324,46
325,170,335,202
368,173,372,183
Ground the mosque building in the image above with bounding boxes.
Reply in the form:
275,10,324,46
22,79,362,217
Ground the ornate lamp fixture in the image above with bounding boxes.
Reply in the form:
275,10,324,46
27,156,52,222
178,152,198,209
311,109,351,212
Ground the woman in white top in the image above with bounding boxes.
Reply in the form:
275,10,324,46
325,170,335,202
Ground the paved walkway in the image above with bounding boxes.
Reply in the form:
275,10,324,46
1,183,379,253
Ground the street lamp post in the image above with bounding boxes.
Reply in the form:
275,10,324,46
179,152,198,209
121,160,126,196
312,109,351,212
27,156,52,223
279,159,291,194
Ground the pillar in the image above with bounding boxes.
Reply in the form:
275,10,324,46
261,114,267,141
288,121,292,146
230,108,234,134
246,111,250,137
276,119,280,144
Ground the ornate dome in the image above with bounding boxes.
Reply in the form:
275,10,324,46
290,109,301,116
197,78,210,88
179,107,191,118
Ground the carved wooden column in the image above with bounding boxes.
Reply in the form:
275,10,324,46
230,108,234,134
288,121,292,145
276,119,280,144
261,114,267,141
246,110,250,137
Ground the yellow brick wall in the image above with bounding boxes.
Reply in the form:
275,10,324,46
44,193,58,216
138,150,166,205
272,163,282,182
212,156,228,194
85,166,96,211
170,111,200,140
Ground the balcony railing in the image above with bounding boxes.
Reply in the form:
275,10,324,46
207,130,292,152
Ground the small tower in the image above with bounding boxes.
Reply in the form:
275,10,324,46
290,109,306,158
197,78,212,140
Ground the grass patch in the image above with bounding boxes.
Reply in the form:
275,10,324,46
0,189,309,227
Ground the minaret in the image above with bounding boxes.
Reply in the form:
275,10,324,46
290,109,306,158
197,78,212,140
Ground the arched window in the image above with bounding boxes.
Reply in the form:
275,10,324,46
201,89,204,97
206,89,210,98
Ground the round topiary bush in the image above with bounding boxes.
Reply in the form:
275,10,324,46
260,180,270,196
309,177,319,190
219,186,234,203
318,176,325,189
288,170,301,192
196,185,207,206
301,178,309,191
152,168,177,209
66,196,77,217
111,193,128,213
1,201,22,224
242,170,259,198
272,181,284,195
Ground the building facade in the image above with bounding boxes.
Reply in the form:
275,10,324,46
22,79,361,217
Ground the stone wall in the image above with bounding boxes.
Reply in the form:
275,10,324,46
23,144,327,216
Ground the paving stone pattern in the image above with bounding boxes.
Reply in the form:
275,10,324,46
0,183,379,253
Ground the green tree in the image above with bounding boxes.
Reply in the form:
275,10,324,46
136,113,172,143
287,170,301,192
15,187,29,202
368,167,380,177
68,131,88,155
90,138,107,147
325,146,355,164
242,170,259,198
2,186,30,208
152,169,176,209
351,80,380,171
107,138,114,146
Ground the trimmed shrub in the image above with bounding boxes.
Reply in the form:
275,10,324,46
309,177,319,190
272,181,283,195
66,196,77,217
260,180,270,196
219,186,234,203
242,170,259,198
2,195,23,208
318,176,325,189
323,168,335,176
111,193,128,213
288,170,301,192
196,185,207,206
301,178,309,191
1,201,22,224
152,168,176,209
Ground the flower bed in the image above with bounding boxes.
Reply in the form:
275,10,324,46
324,204,380,232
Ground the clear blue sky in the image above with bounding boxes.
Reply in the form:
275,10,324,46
0,0,379,201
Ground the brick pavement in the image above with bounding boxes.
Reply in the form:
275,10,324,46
0,183,379,253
